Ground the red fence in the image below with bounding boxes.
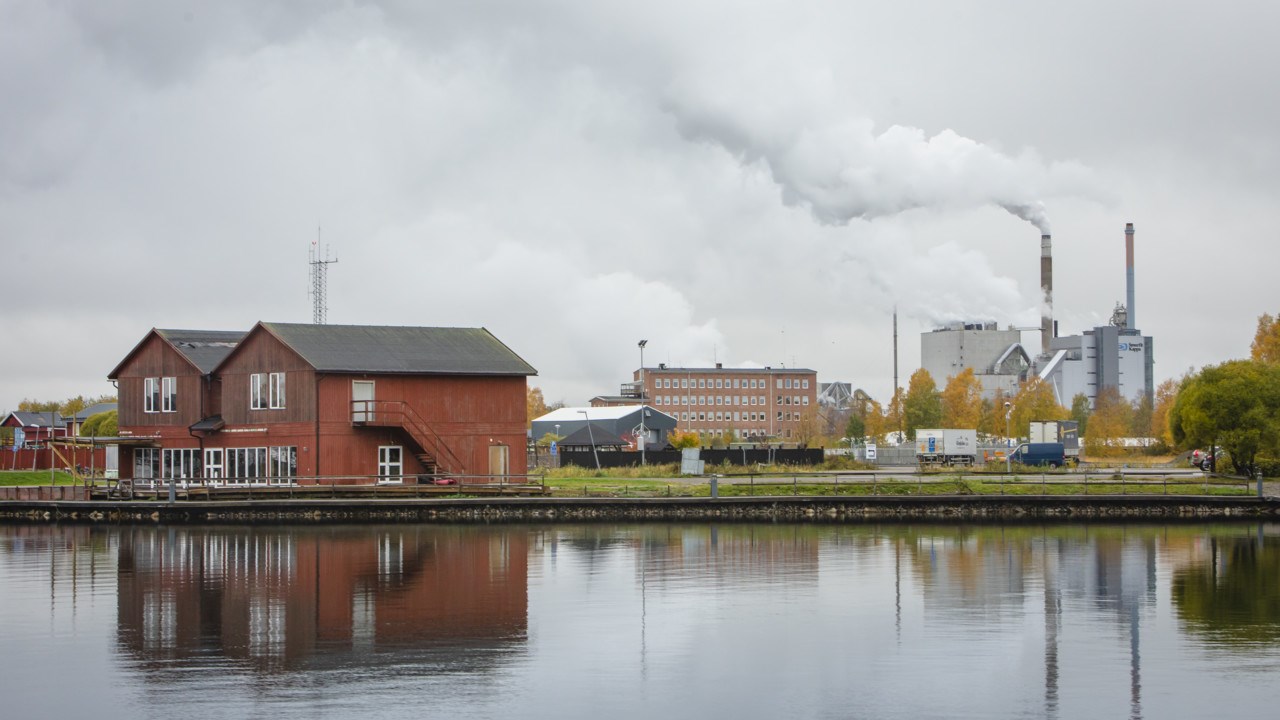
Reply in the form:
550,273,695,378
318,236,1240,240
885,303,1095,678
1,446,108,473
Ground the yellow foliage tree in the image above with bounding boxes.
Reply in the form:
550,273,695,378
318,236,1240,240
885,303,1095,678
862,399,888,444
1085,387,1134,458
941,368,983,430
1009,381,1067,438
526,386,549,427
1252,313,1280,364
1149,378,1179,446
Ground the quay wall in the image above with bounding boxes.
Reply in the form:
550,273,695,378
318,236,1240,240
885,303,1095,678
1,495,1278,525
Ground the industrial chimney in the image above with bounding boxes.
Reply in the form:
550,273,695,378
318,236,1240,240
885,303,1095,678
1125,223,1135,329
1041,233,1053,354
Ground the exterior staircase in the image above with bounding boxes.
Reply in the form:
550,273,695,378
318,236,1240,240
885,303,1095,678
351,400,464,478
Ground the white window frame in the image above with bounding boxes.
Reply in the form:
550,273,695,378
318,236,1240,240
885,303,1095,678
162,448,201,479
378,446,404,483
227,447,268,485
161,376,177,413
144,377,159,413
269,372,286,409
205,448,224,479
250,373,267,410
269,446,296,483
135,448,159,480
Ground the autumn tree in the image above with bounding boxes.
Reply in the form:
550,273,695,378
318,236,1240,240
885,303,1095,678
940,368,983,429
1130,393,1154,438
526,386,561,427
1171,360,1280,475
1085,388,1133,458
795,408,821,446
863,399,889,444
883,388,905,441
903,369,942,440
1069,393,1091,438
1009,381,1067,439
978,389,1009,437
1149,379,1180,448
1252,313,1280,364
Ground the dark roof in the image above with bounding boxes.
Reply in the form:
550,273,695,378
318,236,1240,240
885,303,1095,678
3,411,64,428
256,322,537,376
109,328,244,379
73,403,118,421
189,415,225,432
156,329,245,373
645,366,816,374
559,424,629,447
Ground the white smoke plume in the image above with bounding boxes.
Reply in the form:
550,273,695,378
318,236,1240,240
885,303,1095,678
665,81,1088,234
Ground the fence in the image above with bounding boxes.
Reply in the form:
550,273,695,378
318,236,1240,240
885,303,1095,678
1,446,109,473
558,447,825,469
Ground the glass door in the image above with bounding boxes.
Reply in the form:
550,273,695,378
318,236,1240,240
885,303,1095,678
378,446,403,483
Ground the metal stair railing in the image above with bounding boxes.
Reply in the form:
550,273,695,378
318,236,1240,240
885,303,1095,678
352,400,465,476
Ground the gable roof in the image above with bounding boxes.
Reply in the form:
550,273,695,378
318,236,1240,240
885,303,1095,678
2,411,64,428
109,328,245,378
246,322,537,376
73,403,118,422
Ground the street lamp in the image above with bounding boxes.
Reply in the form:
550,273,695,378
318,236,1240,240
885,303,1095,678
1004,401,1014,473
638,339,648,465
578,409,600,470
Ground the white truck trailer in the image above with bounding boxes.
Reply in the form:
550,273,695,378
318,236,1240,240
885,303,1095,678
1028,420,1080,464
915,429,978,466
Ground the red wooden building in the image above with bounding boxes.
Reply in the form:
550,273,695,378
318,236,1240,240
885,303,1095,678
109,322,536,485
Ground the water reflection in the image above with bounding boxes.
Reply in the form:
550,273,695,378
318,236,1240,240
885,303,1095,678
115,526,528,673
2,522,1278,720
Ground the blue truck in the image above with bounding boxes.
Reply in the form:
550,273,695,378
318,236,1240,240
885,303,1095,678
1010,442,1067,468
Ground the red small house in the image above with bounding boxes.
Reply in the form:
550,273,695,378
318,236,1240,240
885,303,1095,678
109,322,536,485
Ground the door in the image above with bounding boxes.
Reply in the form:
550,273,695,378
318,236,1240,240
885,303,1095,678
378,445,403,483
204,448,223,481
488,444,510,479
353,380,375,422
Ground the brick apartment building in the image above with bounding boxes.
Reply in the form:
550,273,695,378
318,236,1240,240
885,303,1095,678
593,363,818,441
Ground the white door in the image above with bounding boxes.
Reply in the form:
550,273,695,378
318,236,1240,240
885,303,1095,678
488,444,510,478
353,380,375,422
378,446,403,483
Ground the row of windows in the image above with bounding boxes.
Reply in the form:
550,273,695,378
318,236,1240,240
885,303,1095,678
654,395,810,408
143,377,177,413
651,376,811,390
135,446,297,483
674,411,806,423
142,373,287,414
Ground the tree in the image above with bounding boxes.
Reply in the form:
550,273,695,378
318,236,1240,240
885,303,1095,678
795,408,821,446
527,386,550,427
1171,360,1280,475
845,412,866,442
1130,393,1154,438
1085,388,1133,458
18,398,59,413
903,369,942,440
863,400,888,444
978,389,1010,438
79,410,118,437
1069,393,1091,438
1252,313,1280,364
1009,381,1067,438
940,368,982,429
668,430,701,449
1149,379,1180,447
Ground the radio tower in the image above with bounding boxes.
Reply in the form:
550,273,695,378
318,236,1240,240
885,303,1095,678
308,231,338,324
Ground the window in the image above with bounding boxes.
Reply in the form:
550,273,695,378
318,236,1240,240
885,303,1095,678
733,379,740,388
681,412,688,421
681,379,688,389
252,373,285,410
378,446,403,482
716,397,723,406
269,373,286,409
135,448,159,479
776,378,782,389
785,378,792,389
803,396,810,406
802,379,810,389
698,379,706,388
715,379,723,388
733,396,740,406
759,395,765,405
227,447,267,484
270,446,297,481
162,449,201,479
205,449,224,479
733,412,740,421
144,378,160,413
161,377,176,413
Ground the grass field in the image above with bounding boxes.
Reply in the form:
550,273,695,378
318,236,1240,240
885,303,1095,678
0,471,79,486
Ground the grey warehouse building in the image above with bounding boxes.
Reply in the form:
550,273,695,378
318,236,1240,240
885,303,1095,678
531,405,678,450
920,321,1033,399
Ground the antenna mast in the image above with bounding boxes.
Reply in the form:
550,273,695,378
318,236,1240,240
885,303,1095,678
309,229,338,324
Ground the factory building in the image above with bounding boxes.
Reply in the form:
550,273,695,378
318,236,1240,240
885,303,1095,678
1036,223,1155,408
920,321,1031,399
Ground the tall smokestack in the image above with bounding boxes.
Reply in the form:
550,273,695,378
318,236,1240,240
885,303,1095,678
1125,223,1135,329
1041,233,1053,354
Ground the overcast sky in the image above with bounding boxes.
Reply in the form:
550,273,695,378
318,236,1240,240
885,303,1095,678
3,1,1278,412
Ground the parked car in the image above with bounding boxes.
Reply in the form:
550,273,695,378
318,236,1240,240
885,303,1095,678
1192,448,1225,472
1010,442,1067,468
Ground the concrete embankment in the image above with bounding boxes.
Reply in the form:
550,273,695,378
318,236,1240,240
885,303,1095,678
2,495,1278,524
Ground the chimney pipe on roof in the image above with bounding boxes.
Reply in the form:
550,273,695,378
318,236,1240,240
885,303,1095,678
1041,234,1053,354
1125,223,1135,329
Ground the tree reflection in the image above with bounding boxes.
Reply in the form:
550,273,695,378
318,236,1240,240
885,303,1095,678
1172,534,1280,645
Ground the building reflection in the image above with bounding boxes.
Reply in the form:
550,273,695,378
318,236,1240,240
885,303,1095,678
115,526,528,673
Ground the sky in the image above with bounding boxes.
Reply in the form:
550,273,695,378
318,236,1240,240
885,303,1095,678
3,0,1278,412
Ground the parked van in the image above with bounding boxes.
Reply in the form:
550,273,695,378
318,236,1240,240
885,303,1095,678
1010,442,1066,468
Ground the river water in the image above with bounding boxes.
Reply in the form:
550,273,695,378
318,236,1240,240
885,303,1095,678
1,522,1276,719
